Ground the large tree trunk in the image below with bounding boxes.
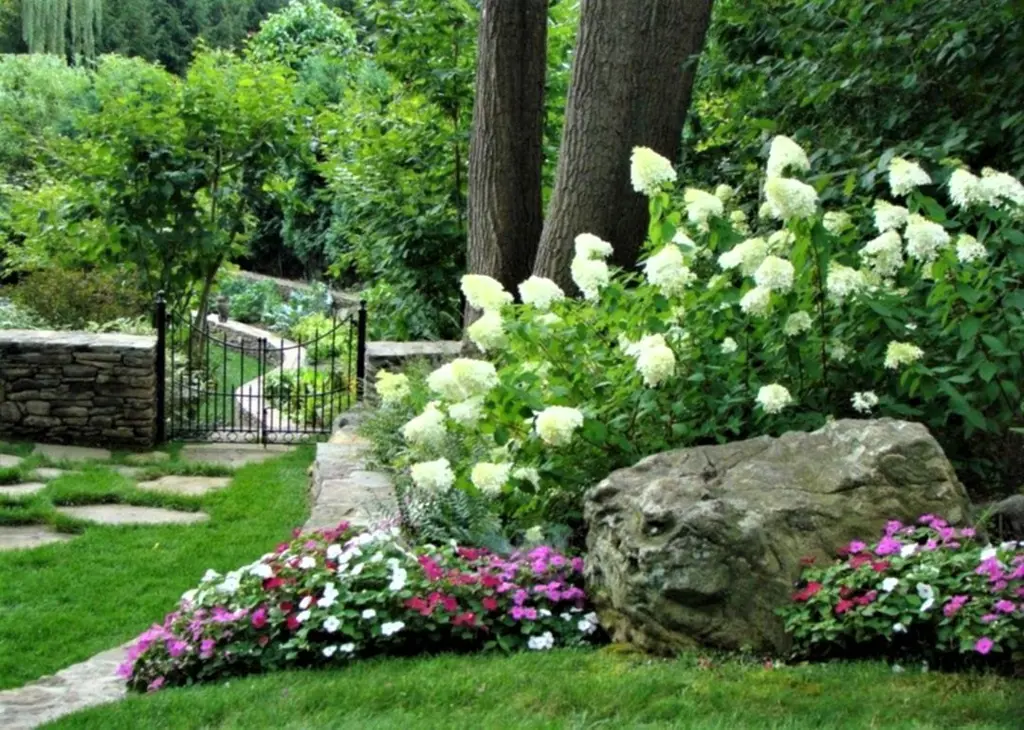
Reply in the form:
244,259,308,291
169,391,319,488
532,0,715,288
465,0,548,322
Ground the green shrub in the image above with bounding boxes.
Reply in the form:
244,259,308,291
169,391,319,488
266,282,333,335
0,297,46,330
3,268,149,330
264,366,352,427
290,312,352,365
217,277,283,325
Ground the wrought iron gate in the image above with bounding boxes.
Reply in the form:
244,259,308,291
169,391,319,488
154,294,366,444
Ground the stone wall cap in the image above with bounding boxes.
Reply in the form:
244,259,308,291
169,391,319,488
365,341,462,358
0,330,156,349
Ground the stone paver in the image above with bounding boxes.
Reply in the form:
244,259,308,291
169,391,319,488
137,475,231,497
0,454,23,469
0,526,73,552
56,505,209,525
112,466,145,479
32,444,111,464
0,483,47,498
30,468,67,481
123,452,170,465
181,443,294,468
307,430,395,530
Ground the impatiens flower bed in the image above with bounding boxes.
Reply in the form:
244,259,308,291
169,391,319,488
119,523,599,692
781,516,1023,672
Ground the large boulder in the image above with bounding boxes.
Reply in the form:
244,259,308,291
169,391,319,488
583,419,972,654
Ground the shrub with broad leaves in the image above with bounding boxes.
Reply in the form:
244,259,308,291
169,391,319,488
119,522,598,692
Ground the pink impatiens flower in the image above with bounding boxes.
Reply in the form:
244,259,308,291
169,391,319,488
943,595,969,618
993,600,1016,614
981,614,999,624
848,541,868,554
974,637,994,655
874,536,902,557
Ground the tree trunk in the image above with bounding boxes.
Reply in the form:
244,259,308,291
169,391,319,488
465,0,548,323
532,0,715,288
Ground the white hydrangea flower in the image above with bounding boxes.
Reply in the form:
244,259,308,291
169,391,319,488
753,255,795,293
570,256,610,301
467,310,506,353
977,167,1024,209
632,334,676,387
410,458,455,492
860,231,904,278
721,337,739,355
828,341,850,363
684,187,724,227
427,359,499,401
873,200,909,233
767,229,796,253
375,370,411,406
763,177,818,221
766,135,810,178
948,168,981,208
518,276,565,311
728,209,750,235
527,631,555,651
401,402,446,448
447,396,484,428
644,245,696,296
574,233,614,261
470,462,511,496
534,406,585,447
715,184,735,203
955,234,987,264
461,274,512,312
904,214,950,263
756,384,794,414
718,237,768,276
888,157,932,197
758,201,773,220
825,264,866,304
672,230,697,249
783,311,813,337
852,391,879,414
823,211,853,236
884,341,924,370
512,466,541,488
739,286,772,317
630,146,677,196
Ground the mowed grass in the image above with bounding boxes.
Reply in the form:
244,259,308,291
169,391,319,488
48,649,1024,730
0,446,313,689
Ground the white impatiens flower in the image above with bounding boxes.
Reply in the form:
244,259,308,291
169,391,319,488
873,200,909,233
684,187,724,227
823,211,853,236
471,462,511,496
955,234,987,264
784,311,813,337
767,229,796,253
361,609,377,620
721,337,739,355
881,577,900,593
339,643,356,654
574,233,614,261
852,391,879,414
892,622,907,634
977,167,1024,209
916,583,935,613
323,616,341,634
381,621,405,637
512,466,541,488
410,458,456,492
766,135,810,178
467,310,506,353
739,286,772,317
375,370,411,406
644,245,696,296
888,157,932,197
318,583,340,608
401,402,446,448
571,256,611,301
884,341,924,370
632,334,677,388
578,612,600,635
447,396,485,428
630,146,677,196
948,168,981,208
296,610,311,624
527,631,555,651
518,276,565,311
715,184,736,203
904,214,950,263
825,264,866,304
764,177,819,221
534,406,585,447
323,645,338,657
756,384,794,414
249,563,274,579
900,544,917,559
753,255,795,293
388,567,408,592
718,237,768,276
298,557,316,571
860,230,904,279
729,209,750,235
427,359,499,401
461,274,513,312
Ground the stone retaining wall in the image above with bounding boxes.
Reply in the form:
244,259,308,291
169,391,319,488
0,330,157,448
364,341,462,398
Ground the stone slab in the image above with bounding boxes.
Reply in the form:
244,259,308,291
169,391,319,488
0,483,47,498
307,439,395,530
56,505,209,525
137,475,231,497
0,526,73,551
123,451,171,465
31,468,67,481
180,443,294,468
112,466,145,479
0,454,23,469
33,444,111,463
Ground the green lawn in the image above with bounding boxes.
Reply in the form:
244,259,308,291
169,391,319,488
0,445,313,689
177,345,263,432
47,650,1024,729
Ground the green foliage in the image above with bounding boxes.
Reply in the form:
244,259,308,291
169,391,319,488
0,297,45,329
21,0,103,60
265,281,333,334
290,312,350,365
216,277,283,324
246,0,358,68
264,365,351,425
3,268,148,329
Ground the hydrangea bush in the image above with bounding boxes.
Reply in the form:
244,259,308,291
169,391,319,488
780,516,1023,671
373,135,1024,535
120,522,598,691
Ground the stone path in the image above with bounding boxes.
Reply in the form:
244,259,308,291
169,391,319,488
56,505,210,525
32,444,111,463
0,483,46,498
31,468,67,481
137,475,231,497
0,525,74,551
0,454,23,468
123,451,171,465
181,442,293,468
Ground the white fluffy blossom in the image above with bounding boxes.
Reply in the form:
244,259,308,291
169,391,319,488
873,200,909,233
904,214,950,263
955,234,987,264
461,274,512,312
574,233,614,261
518,276,565,311
756,384,794,414
884,341,924,370
447,396,484,428
825,264,866,304
381,621,405,637
784,311,813,337
401,402,446,448
729,209,750,234
977,167,1024,209
948,168,981,208
860,231,904,278
467,310,506,352
644,245,696,296
527,631,555,651
767,229,796,253
852,391,879,414
715,184,735,203
630,146,677,196
888,157,932,197
763,177,818,221
632,334,676,387
718,237,768,276
375,370,411,406
534,406,585,447
427,359,498,401
739,286,772,317
570,256,611,301
684,187,724,227
753,255,795,293
470,462,511,496
758,201,773,220
512,466,541,488
766,135,810,178
721,337,739,355
410,458,455,492
823,211,853,236
828,341,850,363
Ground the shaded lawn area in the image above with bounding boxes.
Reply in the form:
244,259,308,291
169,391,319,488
0,447,313,689
47,649,1024,730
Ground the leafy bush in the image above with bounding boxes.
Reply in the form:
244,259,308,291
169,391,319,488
264,366,352,426
780,515,1023,672
118,521,597,692
266,282,333,334
84,316,156,336
3,268,149,330
0,297,45,330
217,277,284,325
290,312,352,365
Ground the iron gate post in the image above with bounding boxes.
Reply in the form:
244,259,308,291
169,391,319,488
356,300,368,401
154,291,167,444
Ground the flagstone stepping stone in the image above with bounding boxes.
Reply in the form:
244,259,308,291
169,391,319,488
0,526,73,551
33,444,111,464
123,451,171,465
137,475,231,497
0,454,23,469
31,468,67,481
0,483,46,498
55,505,209,525
112,466,145,479
180,443,294,468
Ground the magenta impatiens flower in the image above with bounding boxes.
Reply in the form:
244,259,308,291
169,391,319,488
993,600,1016,614
974,637,994,655
848,540,868,554
874,536,902,556
943,595,969,618
981,613,999,624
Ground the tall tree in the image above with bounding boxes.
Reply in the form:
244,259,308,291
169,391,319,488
532,0,715,287
466,0,548,309
22,0,102,60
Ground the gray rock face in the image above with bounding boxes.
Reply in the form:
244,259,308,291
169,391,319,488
583,419,972,654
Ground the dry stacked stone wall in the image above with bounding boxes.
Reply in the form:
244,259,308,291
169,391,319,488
0,331,157,448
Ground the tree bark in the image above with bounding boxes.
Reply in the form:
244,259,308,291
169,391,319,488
532,0,715,289
465,0,548,323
